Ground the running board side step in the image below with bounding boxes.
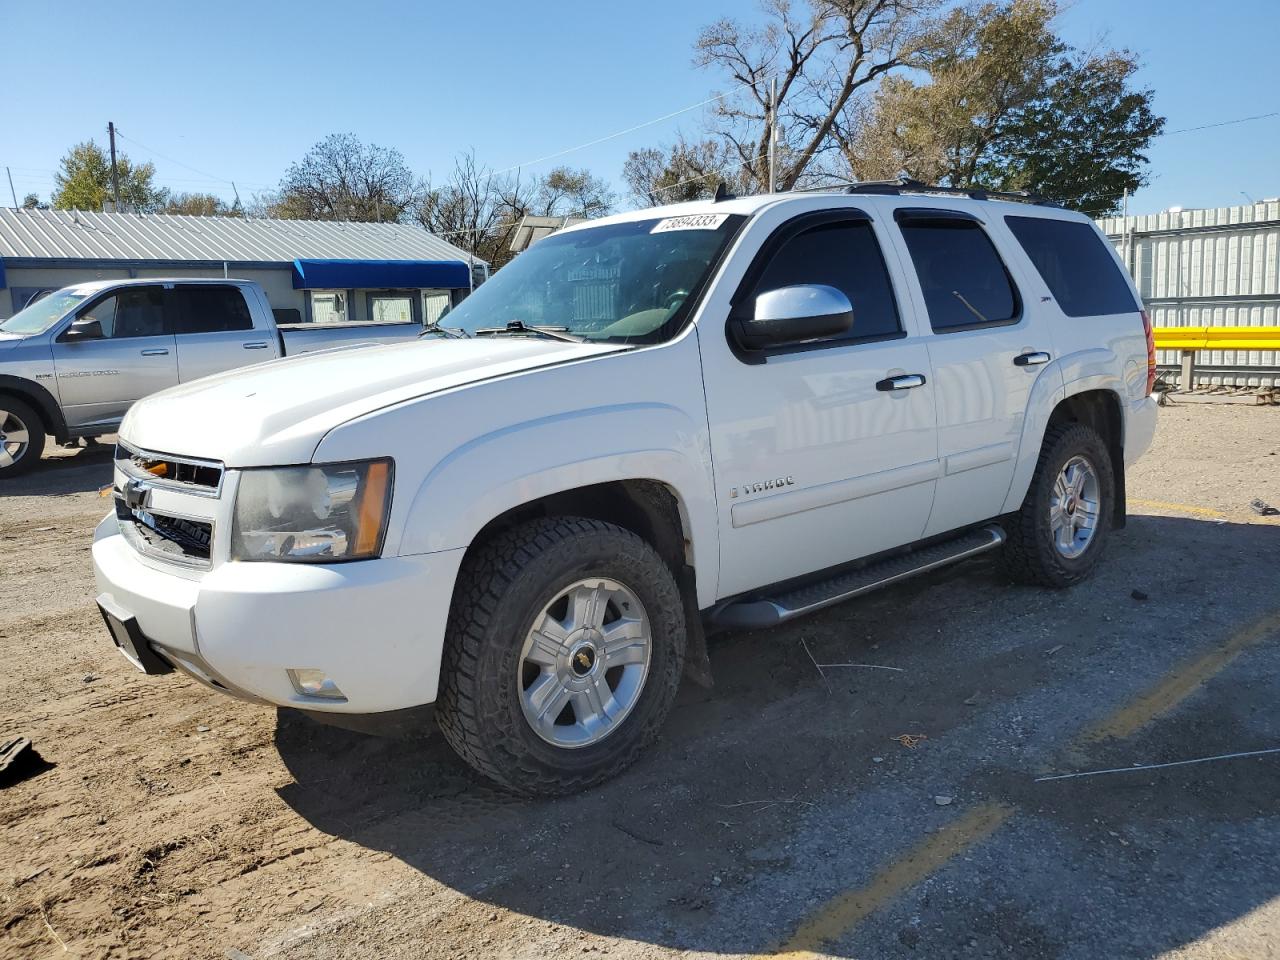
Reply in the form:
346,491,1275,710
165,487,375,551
710,525,1006,631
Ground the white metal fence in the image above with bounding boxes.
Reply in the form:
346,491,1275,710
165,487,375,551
1099,200,1280,387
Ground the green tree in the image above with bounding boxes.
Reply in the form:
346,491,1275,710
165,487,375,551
21,193,45,210
163,192,241,217
50,141,169,212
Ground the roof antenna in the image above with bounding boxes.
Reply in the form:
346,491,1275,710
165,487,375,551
713,181,734,203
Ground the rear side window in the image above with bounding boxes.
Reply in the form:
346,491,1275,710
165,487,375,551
748,219,901,341
1005,216,1138,317
168,286,254,334
899,218,1019,331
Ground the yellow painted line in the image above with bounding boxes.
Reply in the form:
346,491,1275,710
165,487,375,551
770,803,1013,958
1128,498,1226,518
1082,608,1280,743
761,608,1280,957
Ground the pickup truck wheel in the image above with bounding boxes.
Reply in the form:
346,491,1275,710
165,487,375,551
999,422,1115,587
0,398,44,479
437,517,686,795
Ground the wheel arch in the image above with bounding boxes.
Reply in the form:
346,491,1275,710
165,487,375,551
1003,383,1126,527
0,374,66,442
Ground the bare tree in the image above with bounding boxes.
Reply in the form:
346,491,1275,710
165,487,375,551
414,152,533,270
269,133,417,222
695,0,940,191
623,137,752,206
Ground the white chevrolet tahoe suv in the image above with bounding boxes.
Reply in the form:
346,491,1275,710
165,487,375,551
93,181,1158,795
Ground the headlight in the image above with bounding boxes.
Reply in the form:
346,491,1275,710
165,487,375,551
231,459,393,562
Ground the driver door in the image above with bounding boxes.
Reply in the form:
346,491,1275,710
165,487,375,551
50,285,177,432
700,208,940,599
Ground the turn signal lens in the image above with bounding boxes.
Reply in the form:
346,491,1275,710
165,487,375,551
1141,309,1157,397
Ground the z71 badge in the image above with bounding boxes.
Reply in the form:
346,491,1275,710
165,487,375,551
729,476,795,498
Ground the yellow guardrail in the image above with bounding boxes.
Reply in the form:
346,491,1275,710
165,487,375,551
1153,326,1280,351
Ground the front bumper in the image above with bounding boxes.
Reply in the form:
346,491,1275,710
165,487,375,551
91,513,466,714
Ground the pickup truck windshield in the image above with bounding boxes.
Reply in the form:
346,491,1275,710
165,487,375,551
445,214,745,344
0,290,88,336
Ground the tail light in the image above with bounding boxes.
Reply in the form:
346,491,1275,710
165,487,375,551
1141,309,1156,397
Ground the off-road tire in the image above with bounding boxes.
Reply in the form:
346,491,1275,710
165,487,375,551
0,396,45,479
437,517,686,795
999,422,1115,587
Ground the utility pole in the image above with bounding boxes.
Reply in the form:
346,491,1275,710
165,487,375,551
5,167,17,208
767,76,778,194
107,121,122,211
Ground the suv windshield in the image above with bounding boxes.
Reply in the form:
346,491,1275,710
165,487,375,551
0,290,88,336
445,214,745,344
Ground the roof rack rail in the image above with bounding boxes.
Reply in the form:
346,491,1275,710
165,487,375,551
837,177,1060,207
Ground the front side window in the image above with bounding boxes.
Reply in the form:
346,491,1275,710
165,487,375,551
899,218,1019,332
745,218,901,341
80,287,166,339
441,214,745,344
168,286,253,334
1005,215,1138,317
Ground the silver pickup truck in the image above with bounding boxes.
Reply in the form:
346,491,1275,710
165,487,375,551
0,278,425,476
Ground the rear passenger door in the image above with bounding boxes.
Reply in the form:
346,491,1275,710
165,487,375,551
169,285,279,383
888,207,1058,539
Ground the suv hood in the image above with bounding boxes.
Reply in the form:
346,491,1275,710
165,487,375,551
121,336,623,467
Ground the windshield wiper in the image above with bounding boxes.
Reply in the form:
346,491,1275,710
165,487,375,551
419,320,469,339
474,320,584,343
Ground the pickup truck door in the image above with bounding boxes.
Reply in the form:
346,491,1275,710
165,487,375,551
885,206,1059,539
169,284,281,382
50,285,177,432
700,206,940,599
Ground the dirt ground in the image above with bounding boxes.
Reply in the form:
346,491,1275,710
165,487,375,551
2,400,1279,960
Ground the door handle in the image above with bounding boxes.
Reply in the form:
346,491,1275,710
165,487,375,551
1014,351,1051,366
876,373,927,391
243,341,270,350
140,348,169,356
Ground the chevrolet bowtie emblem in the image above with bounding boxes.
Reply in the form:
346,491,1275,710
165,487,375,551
123,478,151,510
575,651,592,669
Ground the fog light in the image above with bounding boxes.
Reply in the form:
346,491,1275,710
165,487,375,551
287,668,347,701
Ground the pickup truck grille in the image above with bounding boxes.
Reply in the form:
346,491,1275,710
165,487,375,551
115,499,213,564
115,442,224,495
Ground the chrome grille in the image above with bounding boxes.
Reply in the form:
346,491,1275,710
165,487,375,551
115,442,224,496
114,499,213,566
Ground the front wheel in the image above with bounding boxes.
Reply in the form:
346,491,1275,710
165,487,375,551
0,398,45,479
999,422,1115,587
437,517,686,795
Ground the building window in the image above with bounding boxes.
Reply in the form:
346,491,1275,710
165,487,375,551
422,290,452,325
368,292,415,324
311,290,348,324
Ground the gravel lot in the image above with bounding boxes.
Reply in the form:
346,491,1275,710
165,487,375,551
2,400,1278,960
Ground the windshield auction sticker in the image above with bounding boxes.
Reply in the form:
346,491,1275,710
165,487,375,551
651,213,731,233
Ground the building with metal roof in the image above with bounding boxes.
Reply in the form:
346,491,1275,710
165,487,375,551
0,208,487,325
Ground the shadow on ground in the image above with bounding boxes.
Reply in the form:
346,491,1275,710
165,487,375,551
2,439,114,497
274,515,1280,958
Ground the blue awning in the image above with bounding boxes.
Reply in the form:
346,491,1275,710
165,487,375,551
0,260,6,290
291,258,470,290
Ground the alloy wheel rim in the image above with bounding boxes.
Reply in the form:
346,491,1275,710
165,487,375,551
0,409,31,469
1050,455,1100,559
518,577,652,749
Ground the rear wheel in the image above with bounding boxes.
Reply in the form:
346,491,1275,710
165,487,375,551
1000,423,1114,587
0,398,45,479
437,517,686,795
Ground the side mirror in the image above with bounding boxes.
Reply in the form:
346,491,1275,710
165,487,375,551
62,317,104,341
732,284,853,350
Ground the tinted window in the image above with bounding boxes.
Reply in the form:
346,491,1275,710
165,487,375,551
169,286,253,334
749,219,900,340
272,308,302,325
81,287,166,338
1005,216,1138,317
899,219,1019,331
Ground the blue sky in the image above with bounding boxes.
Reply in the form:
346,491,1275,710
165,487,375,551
2,0,1276,217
